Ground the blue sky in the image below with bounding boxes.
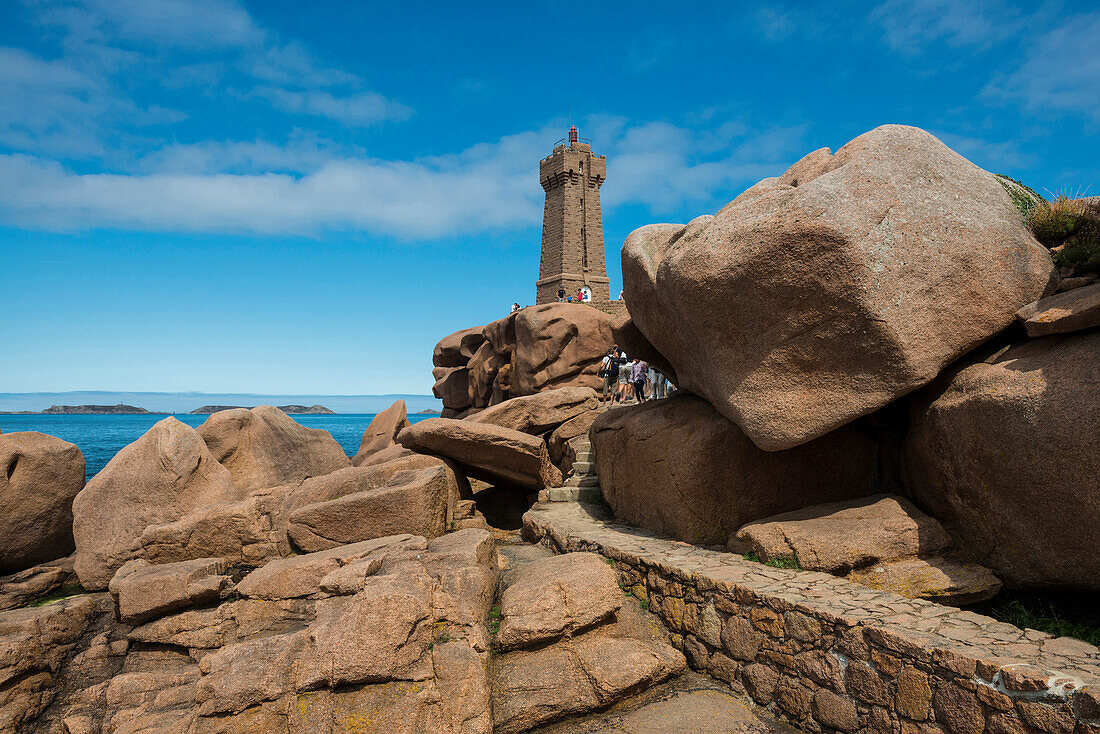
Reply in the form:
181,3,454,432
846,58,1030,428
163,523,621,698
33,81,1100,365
1,0,1097,395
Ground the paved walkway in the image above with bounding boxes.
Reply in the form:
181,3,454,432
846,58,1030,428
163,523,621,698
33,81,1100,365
522,501,1100,734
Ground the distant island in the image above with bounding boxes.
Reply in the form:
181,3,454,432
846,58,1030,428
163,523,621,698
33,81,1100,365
41,404,151,415
189,404,336,414
413,409,442,415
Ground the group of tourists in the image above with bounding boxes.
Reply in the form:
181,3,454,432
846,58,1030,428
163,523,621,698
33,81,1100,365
556,287,591,304
598,347,672,405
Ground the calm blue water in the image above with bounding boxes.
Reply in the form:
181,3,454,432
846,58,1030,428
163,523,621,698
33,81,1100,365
0,413,434,479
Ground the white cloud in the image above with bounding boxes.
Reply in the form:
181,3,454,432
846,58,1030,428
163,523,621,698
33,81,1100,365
870,0,1024,51
0,120,811,237
0,45,182,159
255,87,412,127
33,0,263,50
988,12,1100,121
12,0,410,150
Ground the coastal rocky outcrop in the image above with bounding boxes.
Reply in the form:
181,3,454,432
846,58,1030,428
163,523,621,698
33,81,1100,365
433,304,614,413
591,395,878,545
731,495,1001,604
350,399,410,465
197,405,350,492
72,417,242,590
0,432,85,572
903,330,1100,589
620,125,1056,451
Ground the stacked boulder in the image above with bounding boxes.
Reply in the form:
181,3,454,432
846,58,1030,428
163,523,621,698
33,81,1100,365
599,124,1100,595
398,387,600,492
432,303,614,416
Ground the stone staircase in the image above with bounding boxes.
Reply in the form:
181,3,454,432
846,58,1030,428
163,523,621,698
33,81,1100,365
540,435,603,503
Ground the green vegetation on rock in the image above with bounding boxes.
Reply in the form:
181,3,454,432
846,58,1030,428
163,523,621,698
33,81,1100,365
995,174,1042,217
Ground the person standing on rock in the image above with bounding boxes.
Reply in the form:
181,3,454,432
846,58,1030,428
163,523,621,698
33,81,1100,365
599,348,625,404
632,360,650,403
618,356,633,403
557,287,566,303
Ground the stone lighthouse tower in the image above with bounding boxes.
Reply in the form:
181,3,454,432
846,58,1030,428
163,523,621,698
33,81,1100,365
536,125,610,305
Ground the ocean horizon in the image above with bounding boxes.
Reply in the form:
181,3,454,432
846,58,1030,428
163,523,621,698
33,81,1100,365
0,391,441,415
0,412,435,479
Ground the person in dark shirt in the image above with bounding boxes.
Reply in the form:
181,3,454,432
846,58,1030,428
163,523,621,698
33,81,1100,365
599,348,625,404
557,287,567,303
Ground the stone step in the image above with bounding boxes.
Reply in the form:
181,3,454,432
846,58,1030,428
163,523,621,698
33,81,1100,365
574,450,593,462
542,487,603,503
571,460,595,475
563,475,601,489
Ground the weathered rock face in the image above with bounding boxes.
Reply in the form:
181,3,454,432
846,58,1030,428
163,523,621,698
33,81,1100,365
430,304,615,412
398,418,562,491
591,396,878,546
72,417,242,590
622,125,1056,451
198,405,349,493
286,462,457,552
904,331,1100,589
731,495,951,573
0,556,77,612
0,594,102,731
497,552,622,650
13,530,500,734
109,557,232,624
1016,281,1100,337
489,548,685,734
351,399,410,466
0,432,85,572
468,386,598,435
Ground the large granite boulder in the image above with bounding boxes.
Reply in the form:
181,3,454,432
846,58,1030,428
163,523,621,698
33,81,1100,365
398,418,562,491
510,304,615,396
0,432,85,572
133,453,467,564
198,405,349,492
468,386,598,435
286,461,458,552
904,331,1100,589
350,399,410,466
730,494,951,573
591,396,877,546
622,125,1056,451
72,417,242,590
730,494,1002,604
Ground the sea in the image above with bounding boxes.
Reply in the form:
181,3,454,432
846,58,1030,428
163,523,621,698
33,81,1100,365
0,413,435,480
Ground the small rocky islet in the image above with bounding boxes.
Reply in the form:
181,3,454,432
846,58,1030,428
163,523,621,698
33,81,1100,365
1,125,1099,733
